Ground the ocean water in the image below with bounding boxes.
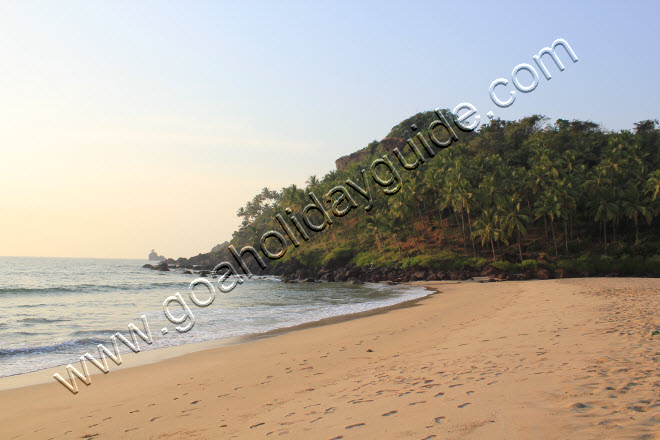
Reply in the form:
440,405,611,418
0,257,429,377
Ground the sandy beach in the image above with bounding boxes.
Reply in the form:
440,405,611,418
0,278,658,440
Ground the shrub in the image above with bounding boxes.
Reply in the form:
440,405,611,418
322,247,356,267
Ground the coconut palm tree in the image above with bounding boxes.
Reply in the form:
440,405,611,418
504,199,530,263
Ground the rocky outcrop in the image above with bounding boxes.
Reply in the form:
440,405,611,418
335,150,371,171
148,250,166,261
155,261,170,271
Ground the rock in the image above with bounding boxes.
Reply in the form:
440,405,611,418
154,261,170,271
554,268,567,278
411,271,427,281
182,269,192,274
149,249,166,261
349,279,364,285
142,264,154,269
198,271,209,277
320,273,335,282
303,278,315,283
481,265,498,277
535,267,552,280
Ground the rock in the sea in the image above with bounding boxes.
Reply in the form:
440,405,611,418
142,264,154,269
182,269,192,274
155,261,170,271
148,249,166,261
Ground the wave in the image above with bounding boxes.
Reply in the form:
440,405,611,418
0,337,106,358
70,329,122,337
0,281,188,295
18,317,71,324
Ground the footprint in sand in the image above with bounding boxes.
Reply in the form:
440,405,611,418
250,422,265,429
434,416,446,424
345,423,365,429
422,436,437,440
409,401,426,406
150,417,161,422
381,411,398,417
434,392,445,398
457,403,471,408
570,402,592,413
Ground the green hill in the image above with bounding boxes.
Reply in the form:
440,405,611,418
180,111,660,281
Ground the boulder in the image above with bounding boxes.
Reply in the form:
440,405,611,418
142,264,154,269
535,267,552,280
411,271,427,281
155,261,170,271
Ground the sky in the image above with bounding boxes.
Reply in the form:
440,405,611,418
0,0,658,259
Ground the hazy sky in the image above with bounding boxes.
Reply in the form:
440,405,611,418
1,0,658,259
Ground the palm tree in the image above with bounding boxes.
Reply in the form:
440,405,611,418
590,198,617,254
306,175,320,191
472,210,506,260
646,170,660,201
504,200,530,263
622,189,654,244
534,189,561,257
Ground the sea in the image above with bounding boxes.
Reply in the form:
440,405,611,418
0,257,429,378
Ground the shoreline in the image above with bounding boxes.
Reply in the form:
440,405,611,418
1,278,657,439
0,282,439,391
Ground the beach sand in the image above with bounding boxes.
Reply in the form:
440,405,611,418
0,278,658,439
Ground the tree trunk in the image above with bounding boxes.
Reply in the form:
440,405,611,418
438,207,446,241
564,220,569,253
518,231,523,263
551,218,558,257
455,209,467,252
466,210,476,256
635,216,639,245
490,237,496,260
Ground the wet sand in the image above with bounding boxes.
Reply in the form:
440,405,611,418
0,278,658,439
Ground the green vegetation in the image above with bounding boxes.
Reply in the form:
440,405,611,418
201,112,660,277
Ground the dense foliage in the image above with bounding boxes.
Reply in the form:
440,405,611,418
193,112,660,276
